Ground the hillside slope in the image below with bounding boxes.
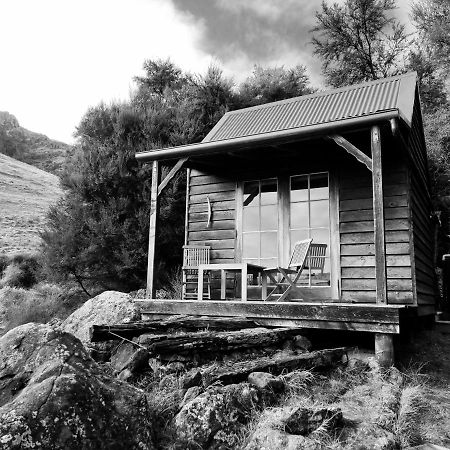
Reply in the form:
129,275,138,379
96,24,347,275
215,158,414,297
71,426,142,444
0,154,62,255
0,111,72,175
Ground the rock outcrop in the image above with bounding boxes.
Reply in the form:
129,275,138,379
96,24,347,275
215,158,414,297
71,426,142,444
174,383,261,449
62,291,140,355
0,323,155,449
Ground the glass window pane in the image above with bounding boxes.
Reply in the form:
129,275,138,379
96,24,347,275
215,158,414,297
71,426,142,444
244,258,260,266
243,207,259,231
310,258,330,286
310,228,330,249
260,257,277,268
310,200,329,228
290,202,309,230
291,175,308,202
290,230,310,252
310,173,328,200
243,181,260,207
261,232,277,258
261,205,277,230
260,179,277,205
243,233,259,259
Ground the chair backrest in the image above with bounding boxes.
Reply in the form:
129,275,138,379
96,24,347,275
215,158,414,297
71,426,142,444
183,245,210,269
288,239,313,269
307,243,327,271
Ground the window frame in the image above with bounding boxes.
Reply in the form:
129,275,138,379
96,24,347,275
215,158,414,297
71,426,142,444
236,171,340,299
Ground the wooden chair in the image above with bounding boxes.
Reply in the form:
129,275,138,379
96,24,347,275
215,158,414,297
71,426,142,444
263,239,313,302
182,245,211,300
307,243,327,274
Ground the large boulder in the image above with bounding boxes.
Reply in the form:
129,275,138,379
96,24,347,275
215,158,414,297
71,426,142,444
174,383,260,449
62,291,140,353
0,323,154,449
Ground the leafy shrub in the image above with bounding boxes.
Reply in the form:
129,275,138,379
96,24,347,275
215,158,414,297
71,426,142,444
0,255,9,276
0,253,41,289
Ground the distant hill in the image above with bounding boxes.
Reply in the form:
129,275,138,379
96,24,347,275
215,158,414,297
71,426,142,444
0,111,72,176
0,153,62,255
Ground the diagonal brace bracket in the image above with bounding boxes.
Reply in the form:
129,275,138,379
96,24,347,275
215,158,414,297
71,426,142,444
329,134,372,171
157,157,189,196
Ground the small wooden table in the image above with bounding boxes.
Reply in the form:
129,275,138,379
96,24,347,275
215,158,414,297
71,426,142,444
197,263,266,301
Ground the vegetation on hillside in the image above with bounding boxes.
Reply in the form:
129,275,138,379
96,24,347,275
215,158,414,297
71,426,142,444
0,154,62,256
0,111,72,176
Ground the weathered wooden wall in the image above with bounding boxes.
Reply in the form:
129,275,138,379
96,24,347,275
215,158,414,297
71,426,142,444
187,169,237,264
338,159,414,305
408,97,436,314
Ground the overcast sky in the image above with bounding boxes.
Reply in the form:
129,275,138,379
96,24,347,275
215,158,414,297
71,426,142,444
0,0,412,144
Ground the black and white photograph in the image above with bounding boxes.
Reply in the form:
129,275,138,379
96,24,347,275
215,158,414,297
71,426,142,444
1,0,449,448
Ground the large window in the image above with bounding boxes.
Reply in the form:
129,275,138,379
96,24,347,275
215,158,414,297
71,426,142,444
242,179,278,267
240,172,332,290
290,173,330,287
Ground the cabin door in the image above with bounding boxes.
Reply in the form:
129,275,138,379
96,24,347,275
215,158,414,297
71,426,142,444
237,172,339,300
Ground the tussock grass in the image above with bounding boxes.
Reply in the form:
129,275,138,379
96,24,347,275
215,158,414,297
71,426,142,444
156,267,183,299
394,383,426,447
0,282,87,335
136,372,185,449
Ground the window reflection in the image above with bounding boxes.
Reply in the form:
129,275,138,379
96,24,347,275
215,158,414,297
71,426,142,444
289,173,330,287
261,232,277,258
310,200,329,228
290,175,308,202
243,207,259,232
310,173,329,200
242,179,278,266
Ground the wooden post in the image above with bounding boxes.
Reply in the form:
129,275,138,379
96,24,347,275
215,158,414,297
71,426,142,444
371,126,394,366
375,333,394,368
371,125,387,304
146,160,159,298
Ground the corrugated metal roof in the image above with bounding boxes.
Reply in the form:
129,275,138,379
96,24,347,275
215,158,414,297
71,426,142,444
203,72,417,143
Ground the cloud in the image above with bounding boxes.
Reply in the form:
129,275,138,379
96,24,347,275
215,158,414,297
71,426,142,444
170,0,413,86
170,0,320,79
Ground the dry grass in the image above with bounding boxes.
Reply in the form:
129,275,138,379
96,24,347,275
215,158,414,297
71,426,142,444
156,267,183,300
0,153,62,256
0,283,86,335
137,373,185,449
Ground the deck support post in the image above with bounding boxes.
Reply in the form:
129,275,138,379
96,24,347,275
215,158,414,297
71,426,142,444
371,126,393,366
375,333,394,367
146,160,160,298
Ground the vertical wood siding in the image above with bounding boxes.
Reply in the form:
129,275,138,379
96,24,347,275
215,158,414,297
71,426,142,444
186,169,237,263
408,101,436,310
339,164,414,304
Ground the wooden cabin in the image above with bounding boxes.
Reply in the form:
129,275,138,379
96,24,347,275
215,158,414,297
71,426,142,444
135,72,436,364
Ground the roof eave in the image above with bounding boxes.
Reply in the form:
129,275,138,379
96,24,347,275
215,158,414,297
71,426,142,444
135,110,400,163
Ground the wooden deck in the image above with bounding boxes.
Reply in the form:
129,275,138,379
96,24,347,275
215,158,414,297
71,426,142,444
135,299,409,334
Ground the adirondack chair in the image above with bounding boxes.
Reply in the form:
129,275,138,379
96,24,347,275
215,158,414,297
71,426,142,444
182,245,211,300
263,239,313,302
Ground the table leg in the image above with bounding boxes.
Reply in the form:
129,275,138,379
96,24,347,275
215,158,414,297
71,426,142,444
221,269,226,300
197,268,204,301
241,265,247,301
